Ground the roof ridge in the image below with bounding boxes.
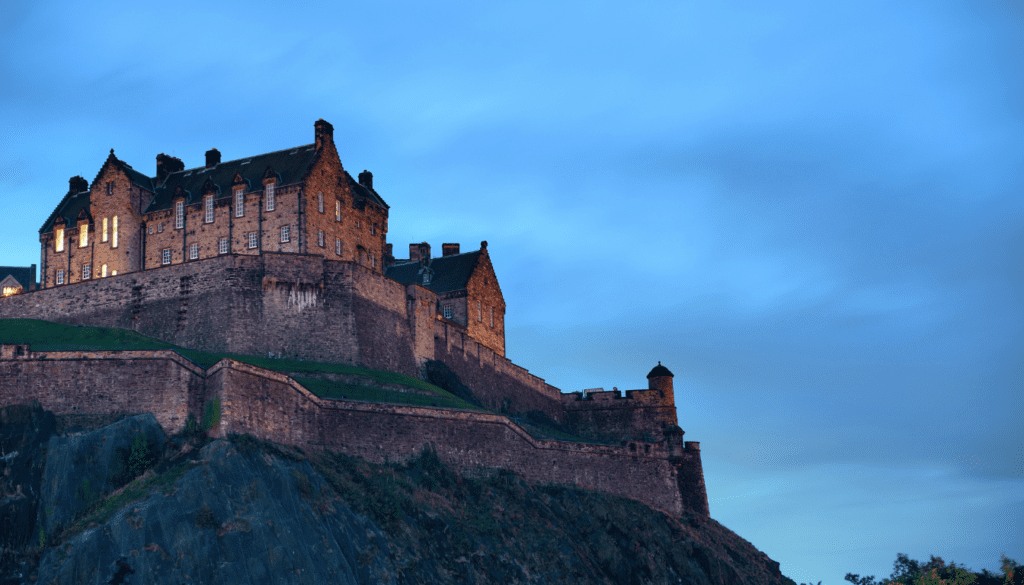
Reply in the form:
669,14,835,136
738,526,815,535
159,143,317,181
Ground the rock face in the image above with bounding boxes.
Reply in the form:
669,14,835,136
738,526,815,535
1,406,797,585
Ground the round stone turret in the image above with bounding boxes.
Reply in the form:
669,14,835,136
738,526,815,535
646,361,678,427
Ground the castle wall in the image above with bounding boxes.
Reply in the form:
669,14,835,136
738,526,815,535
562,389,679,442
433,320,562,420
0,349,204,434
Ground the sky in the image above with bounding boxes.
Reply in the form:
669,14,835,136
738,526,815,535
1,1,1021,583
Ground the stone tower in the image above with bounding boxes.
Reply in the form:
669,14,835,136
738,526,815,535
646,362,678,427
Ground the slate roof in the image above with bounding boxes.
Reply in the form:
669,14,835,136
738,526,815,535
40,143,388,233
0,266,36,290
385,250,483,294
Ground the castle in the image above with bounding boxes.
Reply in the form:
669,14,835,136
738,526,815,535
0,120,708,517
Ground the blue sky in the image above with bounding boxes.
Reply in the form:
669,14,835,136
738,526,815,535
1,1,1021,582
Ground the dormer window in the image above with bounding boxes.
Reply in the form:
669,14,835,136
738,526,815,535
235,190,245,217
79,224,88,247
55,228,64,252
422,271,431,285
175,201,184,229
265,183,275,211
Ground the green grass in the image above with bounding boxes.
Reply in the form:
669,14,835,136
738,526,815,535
0,319,177,352
296,377,483,410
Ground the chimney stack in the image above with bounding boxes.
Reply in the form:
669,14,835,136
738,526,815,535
68,176,88,194
314,119,335,151
205,148,221,168
442,243,460,256
358,170,373,189
409,242,431,263
156,153,184,184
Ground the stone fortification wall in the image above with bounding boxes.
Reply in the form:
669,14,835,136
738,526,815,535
0,348,708,516
433,320,563,420
0,348,205,434
562,389,679,443
208,359,689,515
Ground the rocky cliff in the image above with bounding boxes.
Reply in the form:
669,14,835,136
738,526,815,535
0,403,796,585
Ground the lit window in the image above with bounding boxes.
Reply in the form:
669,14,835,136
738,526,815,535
235,190,244,217
101,264,107,277
266,183,275,211
280,226,290,243
82,264,91,280
335,238,341,256
1,286,21,296
335,200,341,221
205,195,214,223
443,305,452,319
175,201,184,229
79,224,88,247
112,270,117,276
318,192,324,213
189,243,198,260
112,216,118,248
102,218,108,242
219,237,228,254
55,228,64,252
56,269,65,285
318,230,324,247
162,249,171,265
248,232,258,249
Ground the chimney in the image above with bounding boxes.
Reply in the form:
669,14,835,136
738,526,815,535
314,119,335,151
68,176,88,194
442,243,460,256
205,148,221,168
358,170,373,189
409,242,431,263
156,153,184,184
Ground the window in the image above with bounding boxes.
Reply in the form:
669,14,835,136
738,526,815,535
370,224,376,236
162,249,171,265
112,216,118,248
280,226,290,243
318,192,324,213
489,308,494,327
101,264,107,278
175,201,184,229
248,232,258,249
371,253,376,268
79,224,88,247
106,182,113,196
335,200,341,222
205,195,214,223
189,243,198,260
335,238,341,256
157,223,164,233
477,301,482,322
55,228,64,252
56,269,65,285
219,237,228,254
235,190,244,217
102,218,108,242
266,183,275,211
148,225,153,235
316,230,323,247
443,305,452,319
112,270,117,276
82,264,91,280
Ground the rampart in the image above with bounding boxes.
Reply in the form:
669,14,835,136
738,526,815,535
561,388,680,443
0,252,559,418
0,346,708,516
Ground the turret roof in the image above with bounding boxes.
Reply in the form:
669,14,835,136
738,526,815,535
646,362,674,378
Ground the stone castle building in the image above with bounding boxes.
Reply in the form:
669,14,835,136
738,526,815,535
1,119,708,516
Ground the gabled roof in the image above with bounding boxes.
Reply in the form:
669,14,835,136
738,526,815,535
0,266,36,289
145,144,319,212
346,170,389,210
385,250,483,294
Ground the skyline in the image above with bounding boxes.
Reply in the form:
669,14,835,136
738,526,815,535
1,1,1022,583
